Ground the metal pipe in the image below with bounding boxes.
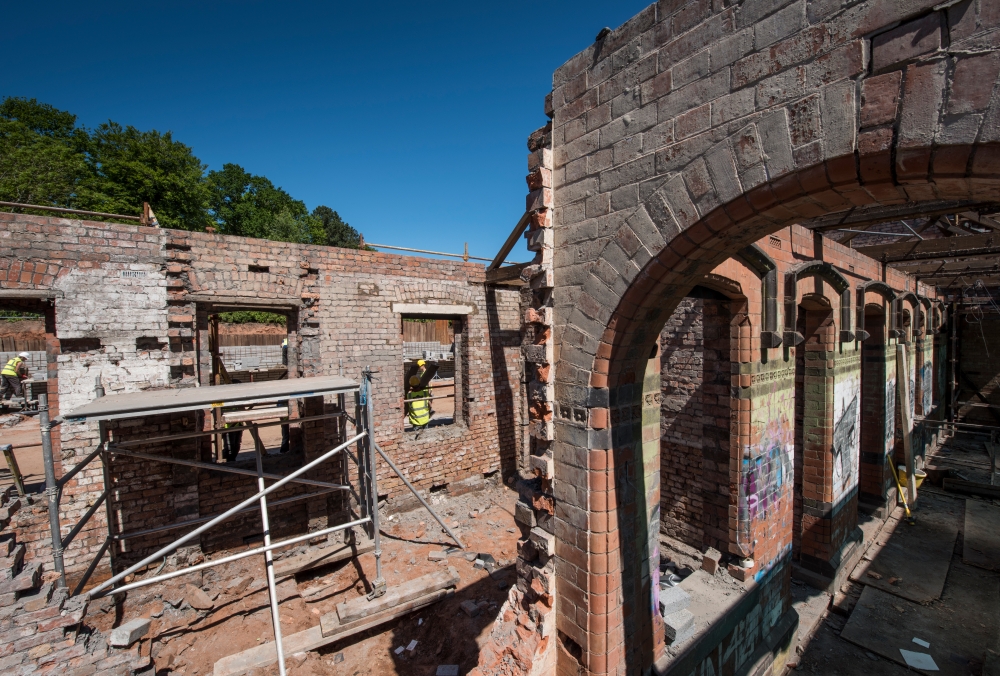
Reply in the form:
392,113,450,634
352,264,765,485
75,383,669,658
115,488,340,541
38,392,65,587
98,422,119,585
91,517,371,597
57,444,104,491
251,427,286,676
87,432,365,597
402,394,455,403
106,445,351,491
0,201,142,222
61,489,108,550
362,369,386,599
72,536,112,597
363,242,493,262
370,438,466,550
110,411,345,447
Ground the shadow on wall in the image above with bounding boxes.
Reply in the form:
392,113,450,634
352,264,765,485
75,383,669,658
485,286,524,481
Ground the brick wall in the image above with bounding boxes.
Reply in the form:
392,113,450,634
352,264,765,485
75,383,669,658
658,295,731,552
0,213,524,579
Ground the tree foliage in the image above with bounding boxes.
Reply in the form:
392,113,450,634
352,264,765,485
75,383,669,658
311,205,361,248
78,122,211,230
0,96,357,246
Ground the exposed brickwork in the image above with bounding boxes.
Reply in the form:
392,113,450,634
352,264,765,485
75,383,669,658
659,296,731,552
0,487,146,676
0,212,524,584
536,0,989,668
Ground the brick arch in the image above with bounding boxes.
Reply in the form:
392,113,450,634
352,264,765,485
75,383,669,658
555,159,1000,675
544,0,1000,671
856,281,897,341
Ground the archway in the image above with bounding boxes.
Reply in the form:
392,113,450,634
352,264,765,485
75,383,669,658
542,1,1000,673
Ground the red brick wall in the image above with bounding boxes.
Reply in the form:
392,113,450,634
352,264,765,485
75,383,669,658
0,213,524,576
659,295,731,552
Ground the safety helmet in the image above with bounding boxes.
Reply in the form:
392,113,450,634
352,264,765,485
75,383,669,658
417,359,426,366
17,352,29,358
409,376,421,387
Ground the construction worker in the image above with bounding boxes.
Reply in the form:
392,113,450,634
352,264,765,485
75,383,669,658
222,379,244,462
406,374,431,428
1,352,30,402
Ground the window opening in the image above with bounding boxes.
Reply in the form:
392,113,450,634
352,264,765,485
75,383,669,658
206,310,292,461
402,317,458,430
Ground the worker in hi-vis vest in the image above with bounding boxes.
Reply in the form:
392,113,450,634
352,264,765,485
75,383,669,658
405,359,433,428
406,375,431,428
1,352,29,402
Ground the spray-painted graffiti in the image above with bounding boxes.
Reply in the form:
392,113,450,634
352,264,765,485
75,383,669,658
921,361,932,414
885,377,896,456
740,420,794,525
832,375,861,501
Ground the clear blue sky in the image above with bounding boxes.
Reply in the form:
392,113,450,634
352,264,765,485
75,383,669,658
2,1,650,264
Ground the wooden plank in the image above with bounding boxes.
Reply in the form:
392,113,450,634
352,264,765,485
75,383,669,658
213,588,453,676
943,478,1000,499
336,567,459,624
487,211,530,271
897,345,917,508
320,587,452,637
272,536,374,578
213,625,325,676
963,500,1000,571
486,261,531,285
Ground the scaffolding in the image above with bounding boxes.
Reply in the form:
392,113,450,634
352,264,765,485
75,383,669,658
40,370,463,676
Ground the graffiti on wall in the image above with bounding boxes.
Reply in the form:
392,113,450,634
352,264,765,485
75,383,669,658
832,375,861,501
921,361,932,414
741,419,794,525
885,377,896,456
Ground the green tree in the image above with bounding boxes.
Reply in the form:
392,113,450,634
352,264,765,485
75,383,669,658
207,163,320,243
0,98,88,208
312,205,361,248
78,122,211,230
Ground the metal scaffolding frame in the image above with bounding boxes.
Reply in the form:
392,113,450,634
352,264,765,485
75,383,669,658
38,371,464,676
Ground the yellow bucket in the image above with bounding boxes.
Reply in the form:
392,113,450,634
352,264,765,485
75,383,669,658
897,466,927,489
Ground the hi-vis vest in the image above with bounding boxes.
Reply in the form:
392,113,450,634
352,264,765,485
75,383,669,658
1,357,23,377
406,388,431,427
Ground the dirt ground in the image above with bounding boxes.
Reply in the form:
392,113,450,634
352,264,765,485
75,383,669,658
0,414,44,493
85,480,520,676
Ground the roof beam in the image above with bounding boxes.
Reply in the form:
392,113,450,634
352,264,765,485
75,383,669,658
853,232,1000,262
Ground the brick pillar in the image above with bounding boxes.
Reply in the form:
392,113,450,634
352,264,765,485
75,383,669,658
795,306,836,573
859,309,894,512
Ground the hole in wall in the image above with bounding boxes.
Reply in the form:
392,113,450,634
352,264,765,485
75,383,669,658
60,338,102,353
136,337,166,351
248,264,270,273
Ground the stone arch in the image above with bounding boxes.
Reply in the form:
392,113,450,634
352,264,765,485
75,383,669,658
734,244,781,348
895,292,920,342
856,281,897,342
545,0,1000,671
784,260,854,346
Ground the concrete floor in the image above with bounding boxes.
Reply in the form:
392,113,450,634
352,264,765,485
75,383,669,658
792,490,1000,676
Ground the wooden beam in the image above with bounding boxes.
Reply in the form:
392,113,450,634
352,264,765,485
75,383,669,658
336,567,459,624
809,200,1000,232
486,261,532,285
488,212,531,272
854,232,1000,262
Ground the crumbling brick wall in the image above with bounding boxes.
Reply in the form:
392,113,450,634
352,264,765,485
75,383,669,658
0,213,524,579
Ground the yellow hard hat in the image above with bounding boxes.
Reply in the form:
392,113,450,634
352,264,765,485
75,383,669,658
417,359,426,366
409,376,421,387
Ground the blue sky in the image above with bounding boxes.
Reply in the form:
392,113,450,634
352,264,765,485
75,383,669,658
2,1,650,264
